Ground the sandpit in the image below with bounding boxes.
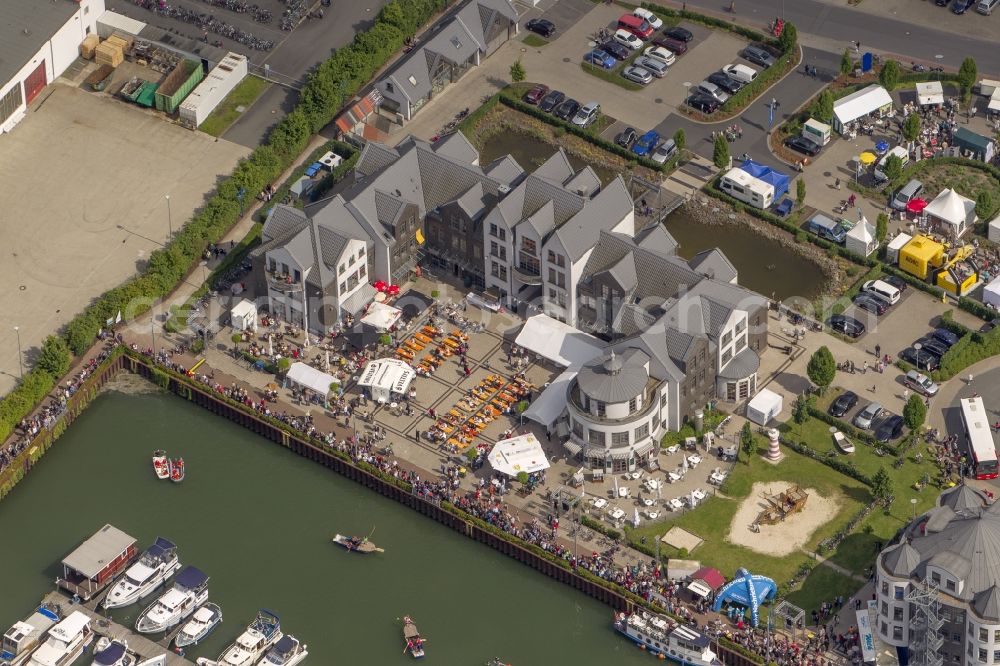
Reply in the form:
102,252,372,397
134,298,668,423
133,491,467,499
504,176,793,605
728,481,841,556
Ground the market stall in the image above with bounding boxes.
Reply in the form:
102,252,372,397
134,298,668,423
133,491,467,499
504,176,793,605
488,433,550,477
357,357,416,403
915,81,944,107
361,301,403,331
229,299,258,332
286,362,337,397
832,84,893,135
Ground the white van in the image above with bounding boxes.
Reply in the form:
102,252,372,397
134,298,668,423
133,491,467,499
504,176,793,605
722,63,758,84
977,0,1000,14
862,279,901,305
874,146,909,182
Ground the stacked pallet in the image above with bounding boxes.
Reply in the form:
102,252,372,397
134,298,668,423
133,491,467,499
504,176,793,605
95,40,124,67
107,34,133,52
80,34,99,60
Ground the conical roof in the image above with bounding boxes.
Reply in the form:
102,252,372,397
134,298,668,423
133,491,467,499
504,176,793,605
912,508,1000,600
924,188,974,225
940,483,988,514
974,585,1000,622
882,542,921,578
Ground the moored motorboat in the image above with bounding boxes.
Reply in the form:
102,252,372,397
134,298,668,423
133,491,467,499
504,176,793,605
0,605,60,666
331,534,384,554
402,616,424,659
175,602,223,649
613,611,720,665
486,659,511,666
135,566,209,634
260,635,307,666
91,637,133,666
26,611,93,666
170,459,185,483
153,450,169,480
103,537,180,609
206,610,282,666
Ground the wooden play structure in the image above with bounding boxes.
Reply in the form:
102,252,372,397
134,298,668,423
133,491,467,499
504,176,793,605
753,485,809,526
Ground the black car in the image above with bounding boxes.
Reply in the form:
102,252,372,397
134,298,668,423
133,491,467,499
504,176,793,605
875,415,905,443
707,71,743,95
880,274,908,293
654,37,688,55
743,44,777,68
899,347,941,372
784,135,821,157
686,94,720,114
952,0,975,12
526,18,556,37
917,337,950,358
932,328,960,347
539,89,565,113
600,41,630,60
829,391,859,418
854,294,888,316
554,98,580,121
829,314,865,338
615,127,638,149
663,26,694,42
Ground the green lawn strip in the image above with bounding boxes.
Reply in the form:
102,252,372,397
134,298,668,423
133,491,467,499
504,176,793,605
787,565,862,616
580,61,644,92
523,34,549,48
199,76,271,137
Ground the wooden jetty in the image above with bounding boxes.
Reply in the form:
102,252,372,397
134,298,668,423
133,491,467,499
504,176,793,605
41,591,191,666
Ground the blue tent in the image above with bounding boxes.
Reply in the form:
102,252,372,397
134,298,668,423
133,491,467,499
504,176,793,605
740,159,790,202
711,568,777,627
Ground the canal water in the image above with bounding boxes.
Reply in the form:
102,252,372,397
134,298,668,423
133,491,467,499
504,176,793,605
0,386,652,666
480,133,617,185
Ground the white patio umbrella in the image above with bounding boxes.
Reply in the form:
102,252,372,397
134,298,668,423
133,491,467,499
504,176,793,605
690,490,696,507
614,475,619,498
325,350,330,372
633,507,641,528
682,455,689,472
268,334,274,357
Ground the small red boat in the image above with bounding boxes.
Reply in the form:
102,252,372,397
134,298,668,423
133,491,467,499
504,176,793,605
153,450,170,480
170,458,185,483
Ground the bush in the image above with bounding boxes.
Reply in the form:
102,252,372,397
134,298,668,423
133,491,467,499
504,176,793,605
36,336,71,377
581,515,621,541
721,51,796,114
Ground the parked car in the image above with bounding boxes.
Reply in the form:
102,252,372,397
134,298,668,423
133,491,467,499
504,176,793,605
654,36,688,54
829,390,859,418
904,370,940,397
523,84,550,105
932,328,960,347
633,7,664,29
539,89,565,112
572,101,601,127
652,139,678,164
917,337,950,359
636,56,669,78
600,41,630,60
525,18,556,37
623,65,653,85
632,130,660,157
696,81,729,104
743,44,776,68
554,98,580,120
784,135,821,157
899,347,940,372
584,49,617,69
952,0,975,12
663,26,693,42
643,45,676,66
706,71,743,95
854,402,884,430
875,415,905,442
613,29,643,50
880,274,908,293
853,293,888,316
722,63,758,84
685,94,720,114
861,279,901,305
829,314,865,338
615,127,638,149
935,0,949,5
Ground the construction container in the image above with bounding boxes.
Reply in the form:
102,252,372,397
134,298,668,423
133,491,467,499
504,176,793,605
95,41,124,67
80,34,100,60
155,60,204,114
119,77,146,103
136,82,159,108
85,65,116,92
178,53,249,129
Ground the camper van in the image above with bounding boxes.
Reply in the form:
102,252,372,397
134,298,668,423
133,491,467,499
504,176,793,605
874,146,910,182
805,214,846,244
718,168,774,209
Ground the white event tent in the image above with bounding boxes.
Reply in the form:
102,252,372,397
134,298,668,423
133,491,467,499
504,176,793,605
357,357,416,403
514,314,604,368
488,433,550,477
230,299,258,331
832,84,893,134
746,388,783,425
845,217,877,257
915,81,944,107
361,302,403,331
286,362,338,396
983,276,1000,309
523,368,576,427
923,188,978,238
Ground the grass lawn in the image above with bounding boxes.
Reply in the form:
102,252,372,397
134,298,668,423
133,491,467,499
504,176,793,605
786,565,860,614
522,34,549,48
908,161,1000,220
199,75,271,137
580,61,644,91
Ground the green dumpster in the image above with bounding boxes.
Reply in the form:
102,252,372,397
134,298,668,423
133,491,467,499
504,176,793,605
154,60,204,114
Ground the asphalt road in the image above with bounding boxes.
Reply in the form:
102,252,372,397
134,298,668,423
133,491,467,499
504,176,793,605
222,1,390,148
943,367,1000,491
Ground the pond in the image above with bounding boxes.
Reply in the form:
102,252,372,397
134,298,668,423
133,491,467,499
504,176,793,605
479,132,618,185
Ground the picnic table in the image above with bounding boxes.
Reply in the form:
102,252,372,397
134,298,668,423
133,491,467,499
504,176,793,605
667,498,684,511
688,454,703,467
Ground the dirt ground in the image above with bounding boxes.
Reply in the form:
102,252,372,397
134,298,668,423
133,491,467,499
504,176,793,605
728,481,841,556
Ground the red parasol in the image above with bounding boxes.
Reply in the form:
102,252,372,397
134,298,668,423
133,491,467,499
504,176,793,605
373,280,388,292
906,198,928,214
387,284,401,296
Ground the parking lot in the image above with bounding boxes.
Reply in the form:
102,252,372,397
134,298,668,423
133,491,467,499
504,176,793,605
0,83,249,394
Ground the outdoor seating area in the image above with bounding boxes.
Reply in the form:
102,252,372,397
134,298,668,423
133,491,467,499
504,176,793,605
424,372,534,451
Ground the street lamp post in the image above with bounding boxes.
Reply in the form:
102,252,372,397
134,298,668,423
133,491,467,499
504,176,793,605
911,497,918,520
165,194,173,240
13,326,23,379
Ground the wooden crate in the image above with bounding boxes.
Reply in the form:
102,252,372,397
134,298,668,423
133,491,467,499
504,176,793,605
79,34,100,60
95,43,124,68
106,34,132,51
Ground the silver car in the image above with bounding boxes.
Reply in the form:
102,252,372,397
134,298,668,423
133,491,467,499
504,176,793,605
623,66,653,85
571,101,601,127
853,402,883,430
635,56,668,78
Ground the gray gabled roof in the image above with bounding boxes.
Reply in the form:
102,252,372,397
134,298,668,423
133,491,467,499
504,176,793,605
940,483,990,514
62,525,136,578
356,143,400,178
718,347,760,380
690,248,738,283
634,223,679,255
532,148,576,183
564,166,601,197
552,177,633,261
484,155,526,186
434,131,480,164
1,0,78,90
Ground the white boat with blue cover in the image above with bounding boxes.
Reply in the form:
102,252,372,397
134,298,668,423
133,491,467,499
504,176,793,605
91,638,133,666
0,606,60,666
613,611,720,665
103,538,180,610
175,603,223,648
199,610,281,666
26,611,93,666
135,566,209,634
260,635,307,666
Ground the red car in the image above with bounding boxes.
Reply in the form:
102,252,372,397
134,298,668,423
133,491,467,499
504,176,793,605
523,84,550,105
654,36,688,55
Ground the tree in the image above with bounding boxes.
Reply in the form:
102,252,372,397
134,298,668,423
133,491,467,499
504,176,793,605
871,466,894,505
807,346,836,394
36,335,71,377
840,49,854,76
796,178,806,205
793,393,808,425
509,59,525,83
673,128,686,153
976,191,995,220
878,60,900,91
712,133,730,169
958,57,978,93
813,90,834,124
876,213,889,243
739,422,755,463
277,357,291,373
902,112,921,142
778,22,797,54
903,394,927,431
231,333,243,352
883,154,904,182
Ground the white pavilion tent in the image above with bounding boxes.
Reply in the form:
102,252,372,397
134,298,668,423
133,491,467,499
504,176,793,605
286,362,338,396
523,368,576,427
488,433,550,477
915,81,944,107
229,299,258,331
514,314,604,368
746,388,782,425
845,217,877,257
361,301,403,331
357,357,416,403
923,188,978,238
983,276,1000,309
832,84,893,134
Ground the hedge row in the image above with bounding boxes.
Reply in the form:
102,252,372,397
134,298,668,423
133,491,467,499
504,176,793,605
806,405,896,456
721,50,796,114
780,434,874,486
935,325,1000,381
581,515,622,540
637,2,771,46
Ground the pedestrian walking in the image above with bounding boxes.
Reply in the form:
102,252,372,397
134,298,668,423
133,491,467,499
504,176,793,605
835,177,841,190
969,373,974,384
903,389,909,401
875,343,881,358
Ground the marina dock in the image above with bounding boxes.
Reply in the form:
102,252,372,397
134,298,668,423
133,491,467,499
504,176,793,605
39,591,192,666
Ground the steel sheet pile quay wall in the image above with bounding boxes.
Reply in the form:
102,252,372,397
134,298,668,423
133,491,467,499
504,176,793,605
179,53,249,129
155,59,204,114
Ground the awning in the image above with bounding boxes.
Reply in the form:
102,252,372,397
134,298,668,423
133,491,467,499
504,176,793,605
523,369,575,426
514,314,604,368
488,433,550,477
833,84,893,126
341,283,377,316
915,81,944,106
361,301,403,331
564,441,582,455
687,580,713,599
286,362,338,395
692,566,726,590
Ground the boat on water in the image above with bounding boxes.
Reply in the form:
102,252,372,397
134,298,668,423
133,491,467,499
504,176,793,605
135,566,209,634
486,659,511,666
170,458,185,483
175,603,223,649
91,638,133,666
331,534,384,554
0,606,61,666
402,616,425,660
260,635,307,666
200,610,282,666
26,611,93,666
613,611,721,665
153,450,169,480
103,537,180,609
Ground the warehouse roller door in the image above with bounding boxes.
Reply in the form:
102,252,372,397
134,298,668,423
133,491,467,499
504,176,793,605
24,61,47,105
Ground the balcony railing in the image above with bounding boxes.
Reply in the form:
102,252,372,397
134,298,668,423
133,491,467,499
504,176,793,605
511,263,542,285
267,271,302,292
